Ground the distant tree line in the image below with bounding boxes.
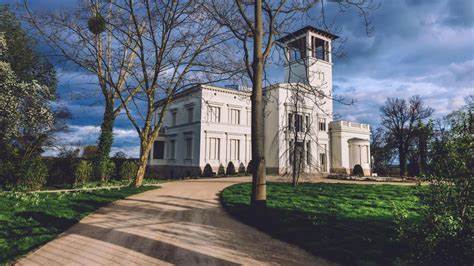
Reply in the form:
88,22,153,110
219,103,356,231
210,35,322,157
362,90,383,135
378,95,472,264
372,95,472,178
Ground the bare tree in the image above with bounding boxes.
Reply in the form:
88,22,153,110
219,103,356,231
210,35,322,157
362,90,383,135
285,86,318,186
370,126,396,175
207,0,377,207
380,95,433,176
275,48,349,186
106,0,235,186
22,0,142,180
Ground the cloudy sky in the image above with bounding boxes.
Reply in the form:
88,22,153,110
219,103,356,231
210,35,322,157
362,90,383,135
3,0,473,158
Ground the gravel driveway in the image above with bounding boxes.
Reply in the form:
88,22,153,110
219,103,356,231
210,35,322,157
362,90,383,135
18,177,332,265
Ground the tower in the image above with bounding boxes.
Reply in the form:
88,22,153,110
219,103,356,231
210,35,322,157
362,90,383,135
278,26,338,94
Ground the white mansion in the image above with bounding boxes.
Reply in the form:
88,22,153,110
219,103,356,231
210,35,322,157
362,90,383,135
148,26,371,178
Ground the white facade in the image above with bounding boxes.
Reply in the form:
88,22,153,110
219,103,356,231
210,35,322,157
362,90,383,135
149,85,253,178
149,26,371,178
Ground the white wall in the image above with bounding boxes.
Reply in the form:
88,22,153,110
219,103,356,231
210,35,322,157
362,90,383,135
329,121,371,174
263,84,332,174
198,86,252,170
149,89,202,167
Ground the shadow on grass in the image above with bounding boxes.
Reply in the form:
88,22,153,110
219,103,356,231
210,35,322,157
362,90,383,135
17,211,78,230
1,211,80,262
220,183,422,265
0,186,155,264
224,203,404,265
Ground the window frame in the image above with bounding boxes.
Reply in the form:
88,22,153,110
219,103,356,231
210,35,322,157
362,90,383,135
229,108,241,125
318,118,327,131
171,112,177,126
208,106,221,123
187,107,194,123
169,139,176,159
185,138,193,159
208,137,220,160
153,140,165,160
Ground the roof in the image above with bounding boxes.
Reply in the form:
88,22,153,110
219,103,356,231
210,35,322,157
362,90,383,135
276,26,339,43
153,84,251,108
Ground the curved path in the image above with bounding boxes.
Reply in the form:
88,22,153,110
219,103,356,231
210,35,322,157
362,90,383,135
18,177,332,265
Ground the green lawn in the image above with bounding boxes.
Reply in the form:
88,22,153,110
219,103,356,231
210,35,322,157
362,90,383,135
0,186,156,264
221,182,425,265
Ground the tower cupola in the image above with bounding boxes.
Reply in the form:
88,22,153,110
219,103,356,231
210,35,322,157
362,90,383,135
277,26,338,86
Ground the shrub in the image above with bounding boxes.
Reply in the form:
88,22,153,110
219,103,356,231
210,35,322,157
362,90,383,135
202,164,214,178
112,153,128,175
16,157,48,191
74,160,92,187
394,175,472,265
352,164,364,176
246,160,254,175
238,163,246,174
120,161,137,182
226,161,236,175
217,164,225,176
98,159,116,182
45,157,78,186
0,159,16,190
144,165,160,179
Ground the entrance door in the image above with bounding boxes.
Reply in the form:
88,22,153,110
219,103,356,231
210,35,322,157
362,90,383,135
319,153,327,172
290,141,305,174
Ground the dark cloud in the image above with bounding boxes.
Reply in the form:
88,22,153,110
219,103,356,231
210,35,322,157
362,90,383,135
326,0,473,128
13,0,471,155
441,0,474,28
1,0,78,10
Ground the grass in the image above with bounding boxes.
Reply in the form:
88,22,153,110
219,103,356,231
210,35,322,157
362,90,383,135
0,185,156,264
221,182,426,265
42,178,165,191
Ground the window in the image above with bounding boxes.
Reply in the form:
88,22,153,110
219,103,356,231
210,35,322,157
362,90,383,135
289,140,294,165
208,106,220,122
289,113,306,132
187,108,193,123
290,141,304,168
209,138,220,160
288,113,293,129
169,140,176,159
246,139,252,161
312,37,328,61
171,112,177,126
320,153,327,171
229,109,240,125
153,141,165,159
287,37,306,62
229,139,240,161
295,114,303,132
318,118,326,131
185,138,192,159
306,142,311,165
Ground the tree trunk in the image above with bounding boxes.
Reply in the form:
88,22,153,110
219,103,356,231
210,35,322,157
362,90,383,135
419,136,427,175
134,140,152,187
398,142,406,177
95,98,115,181
250,0,266,209
292,131,298,187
